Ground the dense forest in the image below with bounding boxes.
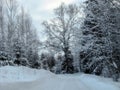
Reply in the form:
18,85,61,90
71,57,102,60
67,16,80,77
0,0,120,81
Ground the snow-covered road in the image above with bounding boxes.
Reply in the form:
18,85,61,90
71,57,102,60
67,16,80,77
0,66,120,90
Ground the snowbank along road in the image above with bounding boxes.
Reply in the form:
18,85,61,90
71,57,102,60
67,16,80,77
0,66,120,90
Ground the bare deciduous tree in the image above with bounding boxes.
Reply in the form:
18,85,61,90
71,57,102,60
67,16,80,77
0,0,5,51
42,3,81,73
6,0,18,55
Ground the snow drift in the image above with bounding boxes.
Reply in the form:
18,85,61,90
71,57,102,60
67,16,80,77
0,66,120,90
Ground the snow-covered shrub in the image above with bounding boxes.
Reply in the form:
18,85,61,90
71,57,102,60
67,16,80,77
40,52,55,71
0,51,14,67
112,70,119,82
14,59,20,66
31,61,41,69
20,58,29,66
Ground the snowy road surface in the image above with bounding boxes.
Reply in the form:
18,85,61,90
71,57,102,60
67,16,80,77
0,66,120,90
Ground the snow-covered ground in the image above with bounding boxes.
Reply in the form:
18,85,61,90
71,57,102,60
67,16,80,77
0,66,120,90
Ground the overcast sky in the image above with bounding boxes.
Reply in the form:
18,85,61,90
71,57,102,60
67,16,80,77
18,0,85,40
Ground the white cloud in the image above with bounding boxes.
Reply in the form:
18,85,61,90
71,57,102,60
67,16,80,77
41,0,76,11
18,0,79,21
17,0,81,40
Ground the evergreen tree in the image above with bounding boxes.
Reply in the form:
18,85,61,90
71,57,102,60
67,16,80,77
80,0,120,79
